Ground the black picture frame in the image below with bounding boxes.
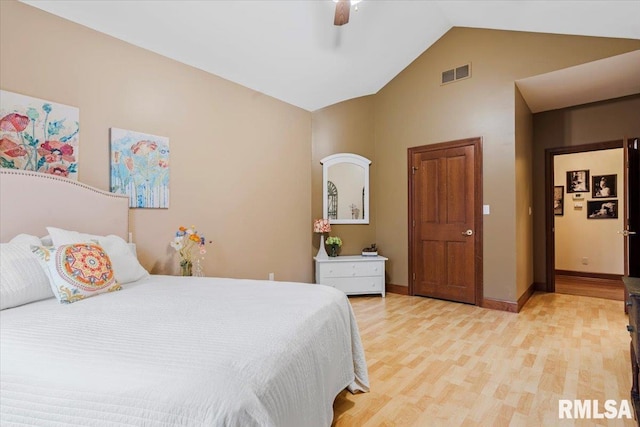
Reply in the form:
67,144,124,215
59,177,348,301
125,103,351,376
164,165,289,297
592,174,617,198
567,170,590,193
587,199,618,219
553,186,564,216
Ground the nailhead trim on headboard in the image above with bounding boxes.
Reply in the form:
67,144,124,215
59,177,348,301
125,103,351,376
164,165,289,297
0,169,127,199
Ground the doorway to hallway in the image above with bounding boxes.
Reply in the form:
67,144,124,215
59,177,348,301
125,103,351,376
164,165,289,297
545,139,630,297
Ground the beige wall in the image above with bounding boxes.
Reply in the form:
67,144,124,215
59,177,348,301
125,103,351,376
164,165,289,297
553,149,624,274
532,95,640,283
373,27,639,302
0,1,313,282
4,1,640,296
311,96,376,256
515,87,534,297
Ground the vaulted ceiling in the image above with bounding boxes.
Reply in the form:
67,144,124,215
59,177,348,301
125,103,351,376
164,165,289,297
23,1,640,111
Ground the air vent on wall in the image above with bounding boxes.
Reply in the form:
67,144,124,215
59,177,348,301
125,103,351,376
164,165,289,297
442,69,455,84
441,63,471,85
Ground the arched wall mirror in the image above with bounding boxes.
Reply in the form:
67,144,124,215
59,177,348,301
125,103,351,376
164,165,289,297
321,153,371,224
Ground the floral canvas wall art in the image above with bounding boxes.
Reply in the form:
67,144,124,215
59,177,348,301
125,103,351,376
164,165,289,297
110,128,169,208
0,90,79,179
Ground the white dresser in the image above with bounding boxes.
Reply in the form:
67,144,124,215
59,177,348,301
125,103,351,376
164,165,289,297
314,255,387,297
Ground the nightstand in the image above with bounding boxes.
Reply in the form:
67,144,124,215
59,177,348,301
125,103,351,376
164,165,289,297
314,255,387,297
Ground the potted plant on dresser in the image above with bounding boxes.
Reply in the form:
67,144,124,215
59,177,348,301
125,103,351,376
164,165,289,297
326,236,342,257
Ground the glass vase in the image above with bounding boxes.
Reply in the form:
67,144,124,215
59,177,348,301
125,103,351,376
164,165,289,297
329,245,339,257
180,260,193,276
193,258,204,277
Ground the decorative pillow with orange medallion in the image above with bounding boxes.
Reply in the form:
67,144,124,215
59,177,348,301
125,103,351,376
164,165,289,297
32,243,122,304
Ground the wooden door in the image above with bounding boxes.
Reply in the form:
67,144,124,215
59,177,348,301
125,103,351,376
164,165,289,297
409,138,482,304
626,137,640,277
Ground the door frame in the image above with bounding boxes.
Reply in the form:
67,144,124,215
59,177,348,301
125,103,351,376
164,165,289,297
544,139,623,292
626,137,640,278
407,137,483,304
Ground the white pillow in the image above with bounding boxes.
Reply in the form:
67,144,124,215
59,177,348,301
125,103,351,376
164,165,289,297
0,243,54,310
47,227,149,284
9,234,53,246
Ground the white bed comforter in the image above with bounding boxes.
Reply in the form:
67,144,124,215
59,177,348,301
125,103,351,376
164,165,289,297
0,276,369,426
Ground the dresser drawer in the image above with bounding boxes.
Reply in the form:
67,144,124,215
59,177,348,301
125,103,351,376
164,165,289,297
323,277,384,295
623,277,640,422
319,261,384,278
630,295,640,364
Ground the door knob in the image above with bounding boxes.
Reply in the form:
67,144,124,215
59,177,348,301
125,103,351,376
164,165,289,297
462,229,473,236
618,230,638,236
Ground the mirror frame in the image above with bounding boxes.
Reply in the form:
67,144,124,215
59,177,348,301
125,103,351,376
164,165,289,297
321,153,371,224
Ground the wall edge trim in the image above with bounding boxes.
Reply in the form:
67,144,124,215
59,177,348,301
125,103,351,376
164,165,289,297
386,283,409,295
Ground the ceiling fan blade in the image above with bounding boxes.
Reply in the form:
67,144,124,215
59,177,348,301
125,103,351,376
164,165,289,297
334,0,350,26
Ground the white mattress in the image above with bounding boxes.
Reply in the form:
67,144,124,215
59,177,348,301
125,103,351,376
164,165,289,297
0,275,369,426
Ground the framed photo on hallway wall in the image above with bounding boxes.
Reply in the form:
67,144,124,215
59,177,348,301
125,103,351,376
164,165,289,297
566,169,589,193
587,200,618,219
553,186,564,216
592,174,616,198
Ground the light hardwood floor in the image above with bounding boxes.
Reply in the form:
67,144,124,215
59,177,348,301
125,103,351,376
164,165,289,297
333,292,634,426
556,275,625,301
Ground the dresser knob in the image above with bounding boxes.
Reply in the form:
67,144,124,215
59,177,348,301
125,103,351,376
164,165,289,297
628,325,634,333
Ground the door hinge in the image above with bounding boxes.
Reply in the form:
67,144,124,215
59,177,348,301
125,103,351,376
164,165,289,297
412,220,416,227
413,273,416,281
412,166,418,175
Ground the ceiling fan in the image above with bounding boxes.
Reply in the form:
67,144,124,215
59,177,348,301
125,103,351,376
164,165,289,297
333,0,362,26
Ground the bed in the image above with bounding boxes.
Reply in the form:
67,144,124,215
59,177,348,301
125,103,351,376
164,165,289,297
0,169,369,426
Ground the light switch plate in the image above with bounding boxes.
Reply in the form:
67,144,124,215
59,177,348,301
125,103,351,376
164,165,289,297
483,205,490,215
